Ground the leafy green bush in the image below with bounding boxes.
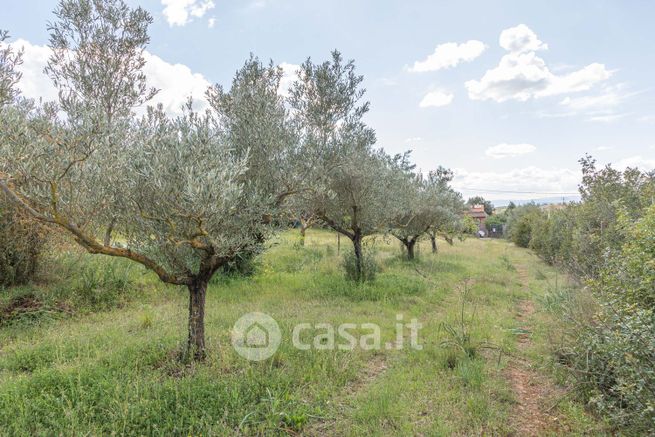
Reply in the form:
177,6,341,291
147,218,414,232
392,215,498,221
509,157,654,277
341,249,379,282
505,203,543,248
552,206,655,433
0,196,43,286
69,257,134,310
528,207,576,266
484,214,505,234
516,157,655,432
554,157,651,278
218,251,261,277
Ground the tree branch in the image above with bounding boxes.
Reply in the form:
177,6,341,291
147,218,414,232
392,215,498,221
0,179,191,286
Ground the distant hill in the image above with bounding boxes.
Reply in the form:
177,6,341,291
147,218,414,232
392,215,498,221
491,195,581,208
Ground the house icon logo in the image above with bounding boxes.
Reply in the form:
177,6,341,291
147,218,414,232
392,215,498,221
231,312,281,361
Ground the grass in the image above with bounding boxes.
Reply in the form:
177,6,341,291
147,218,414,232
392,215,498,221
0,229,601,435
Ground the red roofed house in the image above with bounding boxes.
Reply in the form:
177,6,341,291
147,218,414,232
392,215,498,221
466,205,488,236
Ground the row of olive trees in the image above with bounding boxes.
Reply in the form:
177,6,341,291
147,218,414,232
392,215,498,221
386,165,469,260
0,0,466,359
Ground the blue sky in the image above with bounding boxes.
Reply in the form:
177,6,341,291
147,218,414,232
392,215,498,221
3,0,655,201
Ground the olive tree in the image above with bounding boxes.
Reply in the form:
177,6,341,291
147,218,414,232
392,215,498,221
424,168,467,253
386,156,430,260
206,55,298,268
289,52,412,279
284,196,319,245
314,145,404,280
389,166,466,259
0,0,287,360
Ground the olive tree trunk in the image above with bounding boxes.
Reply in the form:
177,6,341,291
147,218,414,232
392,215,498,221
187,278,208,360
299,223,307,246
396,236,418,260
406,239,416,260
352,232,363,281
430,235,437,253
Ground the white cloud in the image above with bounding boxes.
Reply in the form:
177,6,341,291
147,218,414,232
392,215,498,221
537,84,637,121
595,146,614,151
419,89,454,108
208,17,216,28
466,24,611,102
409,40,485,73
142,51,210,113
451,157,655,201
404,137,422,143
560,89,624,112
485,143,536,159
499,24,547,54
615,156,655,171
162,0,215,27
9,39,59,103
7,39,211,115
452,166,580,200
542,64,612,97
587,113,629,123
278,62,300,97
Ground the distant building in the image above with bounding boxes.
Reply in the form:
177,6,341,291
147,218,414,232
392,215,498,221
466,205,488,236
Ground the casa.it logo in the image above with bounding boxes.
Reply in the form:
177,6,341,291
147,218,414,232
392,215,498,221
231,312,282,361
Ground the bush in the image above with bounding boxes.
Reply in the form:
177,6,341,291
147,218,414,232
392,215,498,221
341,249,378,282
505,203,543,248
0,196,43,286
219,251,260,277
484,214,505,234
517,158,655,432
528,207,576,266
69,257,134,310
553,206,655,433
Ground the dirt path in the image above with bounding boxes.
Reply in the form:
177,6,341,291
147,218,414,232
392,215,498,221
504,265,564,436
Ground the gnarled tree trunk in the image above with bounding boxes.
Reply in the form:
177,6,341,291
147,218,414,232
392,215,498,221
406,239,416,260
430,235,437,253
187,278,208,360
397,236,418,260
352,231,363,281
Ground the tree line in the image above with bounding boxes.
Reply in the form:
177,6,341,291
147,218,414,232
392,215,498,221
500,156,655,433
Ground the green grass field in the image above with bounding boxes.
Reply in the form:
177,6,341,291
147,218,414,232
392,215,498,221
0,229,602,436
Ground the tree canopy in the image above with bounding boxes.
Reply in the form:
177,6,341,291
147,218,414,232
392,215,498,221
0,0,469,358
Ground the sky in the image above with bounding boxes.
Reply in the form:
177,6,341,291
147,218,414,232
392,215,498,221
2,0,655,202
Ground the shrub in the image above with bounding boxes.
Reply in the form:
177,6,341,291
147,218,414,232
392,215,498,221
0,196,44,286
528,207,576,266
521,158,655,432
505,203,543,248
554,206,655,433
57,256,135,311
219,252,261,277
341,249,378,282
484,214,505,234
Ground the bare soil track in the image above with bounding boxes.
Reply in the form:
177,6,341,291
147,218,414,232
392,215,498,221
505,266,564,436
